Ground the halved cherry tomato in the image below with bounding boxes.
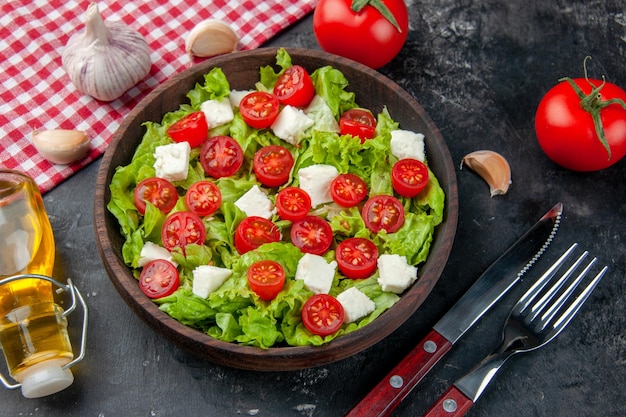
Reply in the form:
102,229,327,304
200,135,244,178
336,237,379,279
301,294,345,336
133,177,178,215
161,211,207,252
239,91,280,129
330,173,368,207
247,260,286,300
185,180,222,217
253,145,294,187
166,111,208,148
139,259,180,299
290,215,333,255
391,158,429,198
273,65,315,107
275,187,312,221
339,108,377,142
234,216,281,254
361,195,405,233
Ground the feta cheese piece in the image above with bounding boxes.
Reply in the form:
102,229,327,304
153,141,191,182
229,89,254,107
304,95,340,133
192,265,232,299
271,105,315,145
377,254,418,294
390,129,425,162
234,185,275,219
138,241,176,267
337,287,376,323
201,97,235,127
295,253,337,294
297,164,339,208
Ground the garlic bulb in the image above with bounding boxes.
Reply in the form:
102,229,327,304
461,150,512,197
62,3,151,102
32,129,91,165
185,19,239,58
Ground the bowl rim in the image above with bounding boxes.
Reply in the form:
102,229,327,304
94,47,458,371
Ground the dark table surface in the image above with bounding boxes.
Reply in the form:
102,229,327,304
3,1,625,416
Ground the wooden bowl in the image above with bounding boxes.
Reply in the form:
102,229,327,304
94,47,458,371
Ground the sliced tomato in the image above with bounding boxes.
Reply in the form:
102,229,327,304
290,215,333,255
330,173,368,207
336,238,379,279
234,216,281,254
253,145,294,187
161,211,207,252
166,111,208,148
200,135,244,178
275,187,312,221
392,158,429,198
185,180,222,217
273,65,315,107
247,260,286,300
361,195,405,234
133,177,178,215
339,108,377,142
301,294,345,337
239,91,280,129
139,259,180,299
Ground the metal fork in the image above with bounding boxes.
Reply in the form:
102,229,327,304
422,243,609,417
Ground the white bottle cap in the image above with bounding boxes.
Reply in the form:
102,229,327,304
18,359,74,398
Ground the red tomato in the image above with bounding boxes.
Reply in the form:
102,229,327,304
361,194,405,233
313,0,409,69
166,111,208,148
185,180,222,217
336,237,379,279
161,211,207,252
200,135,244,178
239,91,280,129
391,158,430,198
273,65,315,107
330,173,368,207
290,215,333,255
535,77,626,171
301,294,345,336
339,108,377,142
247,260,286,300
234,216,281,254
275,187,312,221
253,145,294,187
139,259,180,299
133,177,178,215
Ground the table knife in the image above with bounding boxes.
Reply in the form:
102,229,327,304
345,202,563,417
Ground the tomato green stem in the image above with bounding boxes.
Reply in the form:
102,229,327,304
351,0,402,32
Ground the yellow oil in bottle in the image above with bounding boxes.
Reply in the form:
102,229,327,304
0,170,73,385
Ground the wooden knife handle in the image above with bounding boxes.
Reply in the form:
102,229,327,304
345,329,452,417
422,386,474,417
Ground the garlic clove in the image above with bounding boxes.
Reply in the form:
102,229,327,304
32,129,91,165
461,150,511,197
185,19,239,58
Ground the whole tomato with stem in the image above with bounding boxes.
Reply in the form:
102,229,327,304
535,60,626,172
313,0,409,69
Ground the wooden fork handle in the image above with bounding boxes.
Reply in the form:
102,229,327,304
345,329,452,417
422,386,474,417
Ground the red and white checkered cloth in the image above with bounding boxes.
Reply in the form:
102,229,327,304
0,0,315,193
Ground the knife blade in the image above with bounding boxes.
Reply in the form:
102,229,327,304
345,202,563,417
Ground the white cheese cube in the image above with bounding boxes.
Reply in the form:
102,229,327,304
295,253,337,294
390,129,425,162
229,89,254,107
192,265,233,299
297,164,339,208
138,241,177,267
201,97,235,127
305,95,340,133
377,254,418,294
271,105,315,145
234,185,275,219
337,287,376,323
153,141,191,182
